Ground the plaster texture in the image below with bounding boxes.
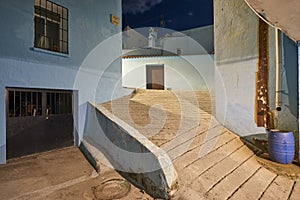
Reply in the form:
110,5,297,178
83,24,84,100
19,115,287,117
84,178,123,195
181,25,214,54
215,59,265,136
214,0,258,64
214,0,263,137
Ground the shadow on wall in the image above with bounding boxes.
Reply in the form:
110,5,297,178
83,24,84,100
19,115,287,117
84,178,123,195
283,35,298,118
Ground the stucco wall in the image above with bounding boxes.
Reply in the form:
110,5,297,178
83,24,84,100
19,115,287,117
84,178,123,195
215,0,299,140
122,55,215,92
214,0,265,136
0,0,125,163
214,0,258,63
122,28,148,49
181,25,214,54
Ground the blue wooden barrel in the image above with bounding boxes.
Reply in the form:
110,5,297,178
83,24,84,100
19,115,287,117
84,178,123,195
268,130,295,164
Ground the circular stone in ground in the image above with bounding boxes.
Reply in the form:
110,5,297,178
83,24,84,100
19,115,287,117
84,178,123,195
92,179,131,200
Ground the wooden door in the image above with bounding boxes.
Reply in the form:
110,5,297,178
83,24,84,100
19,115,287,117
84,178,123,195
146,65,164,90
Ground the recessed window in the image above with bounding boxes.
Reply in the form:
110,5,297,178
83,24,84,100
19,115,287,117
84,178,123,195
34,0,68,54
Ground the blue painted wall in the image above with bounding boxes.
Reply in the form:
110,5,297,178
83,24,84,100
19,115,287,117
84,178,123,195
0,0,125,163
277,34,299,132
0,0,121,67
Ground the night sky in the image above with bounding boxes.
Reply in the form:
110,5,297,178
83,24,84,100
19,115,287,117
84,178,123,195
122,0,213,31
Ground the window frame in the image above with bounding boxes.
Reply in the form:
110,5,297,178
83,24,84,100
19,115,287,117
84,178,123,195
34,0,69,55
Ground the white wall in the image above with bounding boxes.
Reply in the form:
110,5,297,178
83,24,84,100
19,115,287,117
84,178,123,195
214,0,265,136
122,29,147,49
162,36,208,55
181,25,214,54
122,55,215,92
215,59,265,136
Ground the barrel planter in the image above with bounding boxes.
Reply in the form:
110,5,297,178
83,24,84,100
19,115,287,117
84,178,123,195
268,130,295,164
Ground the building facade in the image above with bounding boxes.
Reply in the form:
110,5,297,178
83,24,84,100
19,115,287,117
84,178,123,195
0,0,124,163
122,26,215,91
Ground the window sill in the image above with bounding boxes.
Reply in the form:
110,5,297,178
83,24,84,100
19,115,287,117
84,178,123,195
31,47,69,58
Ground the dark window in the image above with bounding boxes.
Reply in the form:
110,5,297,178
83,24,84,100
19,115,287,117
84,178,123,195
34,0,68,54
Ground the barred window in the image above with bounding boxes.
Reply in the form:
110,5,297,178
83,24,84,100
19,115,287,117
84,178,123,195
34,0,68,54
46,92,72,115
7,89,73,118
8,90,42,118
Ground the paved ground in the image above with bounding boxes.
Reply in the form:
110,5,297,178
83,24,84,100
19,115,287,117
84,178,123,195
102,89,300,200
0,147,152,200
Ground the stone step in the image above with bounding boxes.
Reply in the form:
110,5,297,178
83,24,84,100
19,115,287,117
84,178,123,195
205,156,261,200
229,167,277,200
260,175,294,200
190,145,254,195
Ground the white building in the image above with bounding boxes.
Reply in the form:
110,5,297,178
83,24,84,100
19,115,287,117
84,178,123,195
122,25,215,91
122,26,148,50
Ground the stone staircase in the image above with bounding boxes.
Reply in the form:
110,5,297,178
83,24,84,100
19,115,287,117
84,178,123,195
101,89,300,199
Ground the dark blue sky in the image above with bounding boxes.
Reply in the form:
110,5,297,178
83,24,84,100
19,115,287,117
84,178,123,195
122,0,213,31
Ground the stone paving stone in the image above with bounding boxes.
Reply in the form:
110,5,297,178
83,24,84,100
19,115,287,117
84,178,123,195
205,156,260,200
0,147,96,200
180,138,244,183
173,130,236,171
162,125,215,158
191,145,254,195
260,175,294,200
289,181,300,200
187,126,228,153
161,125,205,153
229,167,277,200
